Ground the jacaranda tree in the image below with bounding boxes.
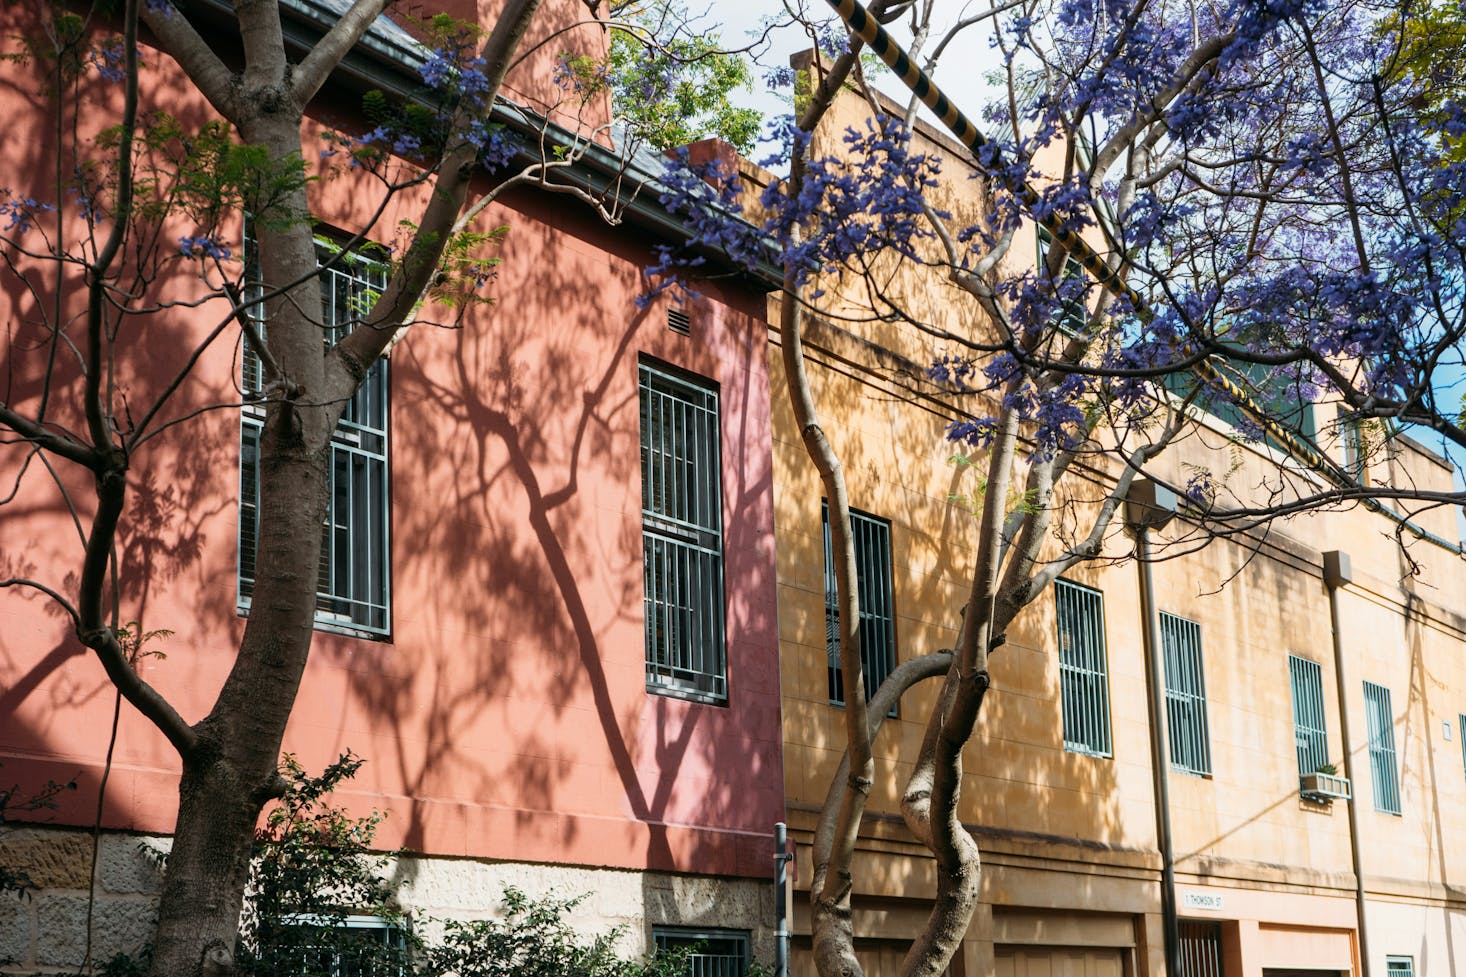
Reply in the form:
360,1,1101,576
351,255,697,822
656,0,1466,974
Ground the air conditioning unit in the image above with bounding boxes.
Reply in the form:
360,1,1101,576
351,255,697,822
1300,771,1352,802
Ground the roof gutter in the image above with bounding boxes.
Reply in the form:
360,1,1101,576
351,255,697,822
189,0,783,288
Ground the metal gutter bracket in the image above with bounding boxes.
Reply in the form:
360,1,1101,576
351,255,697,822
1323,550,1353,589
1125,478,1178,534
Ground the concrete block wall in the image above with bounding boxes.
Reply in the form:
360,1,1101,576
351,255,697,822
0,826,776,974
0,828,165,974
388,853,777,964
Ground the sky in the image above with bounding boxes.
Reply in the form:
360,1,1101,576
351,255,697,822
708,0,1011,160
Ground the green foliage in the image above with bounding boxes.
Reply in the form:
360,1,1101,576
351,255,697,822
583,1,760,154
428,889,618,977
84,111,311,243
0,3,92,90
946,452,1039,517
336,15,499,169
97,946,152,977
1393,1,1466,160
426,888,713,977
98,753,752,976
391,218,507,311
238,755,755,977
363,89,439,150
240,753,410,977
114,621,173,663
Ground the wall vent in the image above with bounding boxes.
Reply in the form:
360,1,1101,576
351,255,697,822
667,308,691,335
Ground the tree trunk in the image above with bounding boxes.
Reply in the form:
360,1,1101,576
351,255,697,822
146,99,333,974
897,408,1019,977
149,753,271,976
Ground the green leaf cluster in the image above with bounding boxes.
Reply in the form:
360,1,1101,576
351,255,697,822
596,2,761,154
95,752,767,975
1,4,91,91
424,888,685,977
87,113,309,239
947,452,1040,517
240,753,408,977
1392,1,1466,161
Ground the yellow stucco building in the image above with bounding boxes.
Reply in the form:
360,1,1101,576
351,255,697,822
752,79,1466,977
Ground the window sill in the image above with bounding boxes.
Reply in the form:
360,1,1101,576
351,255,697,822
646,680,727,707
236,600,390,641
1063,745,1113,760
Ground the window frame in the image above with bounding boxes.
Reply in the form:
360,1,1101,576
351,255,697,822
1159,612,1212,777
1054,579,1113,758
822,502,897,713
1177,921,1225,977
1163,350,1319,455
1288,655,1329,778
652,926,750,977
238,234,392,638
1364,680,1402,815
1459,713,1466,782
639,360,728,704
1035,225,1088,337
260,912,408,977
1386,956,1416,977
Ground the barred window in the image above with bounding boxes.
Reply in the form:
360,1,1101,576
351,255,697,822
1160,613,1212,777
257,914,407,977
1036,226,1087,336
240,238,390,636
1288,655,1329,778
822,504,896,711
1055,580,1111,757
1364,681,1402,814
1386,957,1415,977
653,928,749,977
640,363,726,702
1178,921,1224,977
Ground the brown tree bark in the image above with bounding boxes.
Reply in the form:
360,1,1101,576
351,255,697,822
119,1,541,972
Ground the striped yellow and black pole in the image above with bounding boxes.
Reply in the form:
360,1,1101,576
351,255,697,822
820,0,1351,488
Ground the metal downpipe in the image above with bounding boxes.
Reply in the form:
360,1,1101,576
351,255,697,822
1323,551,1371,977
1136,527,1181,977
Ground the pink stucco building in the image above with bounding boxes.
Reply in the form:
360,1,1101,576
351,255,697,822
0,1,783,969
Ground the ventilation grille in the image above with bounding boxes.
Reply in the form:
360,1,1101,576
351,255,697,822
667,308,691,335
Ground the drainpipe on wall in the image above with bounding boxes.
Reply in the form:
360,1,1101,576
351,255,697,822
1323,551,1371,977
1126,480,1181,977
774,821,791,977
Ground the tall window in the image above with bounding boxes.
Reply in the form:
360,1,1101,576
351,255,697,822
822,504,896,709
1055,580,1111,757
1160,613,1212,776
1036,226,1087,336
653,928,749,977
640,363,726,702
240,241,390,636
1459,713,1466,782
1364,681,1402,814
1288,655,1329,777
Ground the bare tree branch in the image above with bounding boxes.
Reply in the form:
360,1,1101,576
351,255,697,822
291,0,393,105
140,4,240,120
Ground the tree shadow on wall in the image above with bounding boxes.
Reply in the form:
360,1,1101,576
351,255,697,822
333,205,779,882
